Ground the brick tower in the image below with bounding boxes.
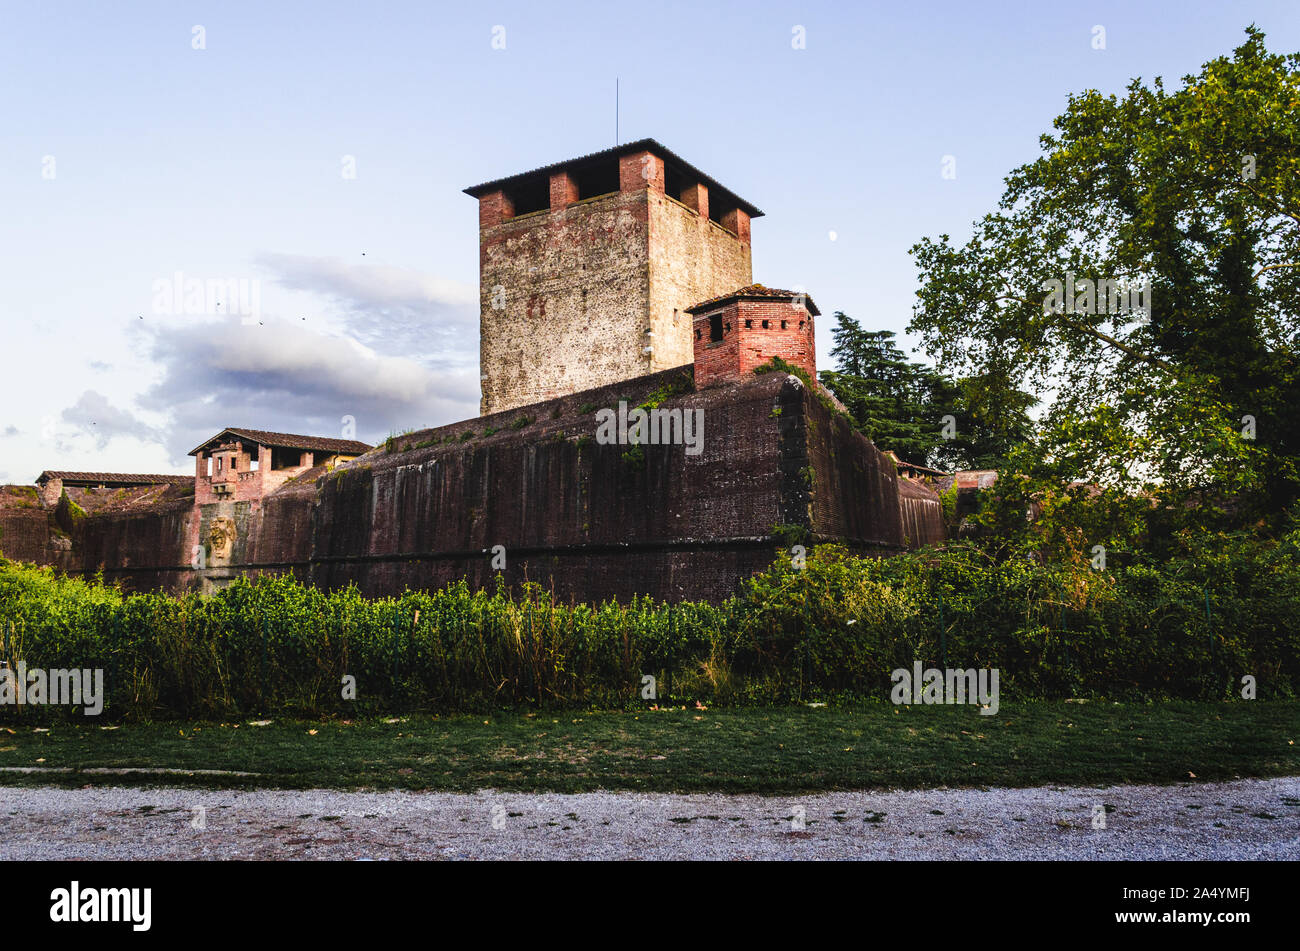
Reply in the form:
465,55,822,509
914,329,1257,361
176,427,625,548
688,285,820,387
465,139,761,415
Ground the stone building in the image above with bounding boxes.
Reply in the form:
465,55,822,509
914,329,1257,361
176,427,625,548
190,428,371,506
688,285,820,388
466,139,760,415
188,428,370,577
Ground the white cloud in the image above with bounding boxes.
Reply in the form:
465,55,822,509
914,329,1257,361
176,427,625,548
137,316,479,462
60,389,160,449
255,252,478,363
258,252,477,316
23,255,484,478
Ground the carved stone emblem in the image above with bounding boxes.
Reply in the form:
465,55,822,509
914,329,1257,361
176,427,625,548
208,517,236,562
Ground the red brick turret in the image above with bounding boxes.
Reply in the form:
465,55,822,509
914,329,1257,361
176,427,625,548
688,284,819,387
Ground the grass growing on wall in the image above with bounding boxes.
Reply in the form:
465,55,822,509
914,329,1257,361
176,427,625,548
1,531,1298,721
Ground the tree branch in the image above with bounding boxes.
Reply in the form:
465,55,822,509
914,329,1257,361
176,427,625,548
1253,261,1300,279
991,294,1178,375
1239,181,1300,230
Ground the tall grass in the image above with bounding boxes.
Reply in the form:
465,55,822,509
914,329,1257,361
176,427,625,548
1,530,1297,720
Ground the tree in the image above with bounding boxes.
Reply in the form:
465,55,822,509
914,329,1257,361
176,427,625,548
933,363,1038,471
820,314,941,466
820,312,1034,469
909,28,1299,527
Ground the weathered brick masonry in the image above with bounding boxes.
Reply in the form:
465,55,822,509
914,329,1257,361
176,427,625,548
469,139,757,415
690,286,819,387
303,367,936,602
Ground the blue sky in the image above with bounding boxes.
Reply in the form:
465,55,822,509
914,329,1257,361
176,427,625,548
1,0,1295,482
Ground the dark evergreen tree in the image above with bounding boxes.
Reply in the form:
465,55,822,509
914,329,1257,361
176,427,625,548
820,312,1035,469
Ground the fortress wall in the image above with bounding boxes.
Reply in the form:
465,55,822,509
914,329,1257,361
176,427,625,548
897,476,947,549
307,368,800,602
295,369,942,603
0,505,54,564
66,500,199,593
245,471,319,571
0,485,203,593
802,386,912,550
3,372,944,604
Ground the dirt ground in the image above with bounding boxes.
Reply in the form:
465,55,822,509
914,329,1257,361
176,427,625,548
1,776,1296,860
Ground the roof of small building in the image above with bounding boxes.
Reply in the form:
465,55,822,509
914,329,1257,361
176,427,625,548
949,470,1000,490
36,471,193,487
685,284,821,316
463,138,764,219
884,452,950,479
188,428,373,457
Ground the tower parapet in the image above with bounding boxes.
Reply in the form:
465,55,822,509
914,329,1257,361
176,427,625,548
465,139,762,415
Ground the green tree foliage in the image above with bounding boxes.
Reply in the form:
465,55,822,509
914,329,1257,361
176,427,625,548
820,315,938,465
909,28,1300,527
819,312,1034,469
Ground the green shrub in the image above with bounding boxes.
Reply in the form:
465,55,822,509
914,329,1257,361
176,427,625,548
1,525,1296,720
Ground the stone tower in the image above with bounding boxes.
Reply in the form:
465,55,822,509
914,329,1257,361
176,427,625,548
465,139,761,415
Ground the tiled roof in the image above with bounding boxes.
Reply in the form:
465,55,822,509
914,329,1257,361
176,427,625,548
886,452,950,478
188,428,373,456
36,471,193,486
951,470,1000,489
463,138,764,219
685,284,821,316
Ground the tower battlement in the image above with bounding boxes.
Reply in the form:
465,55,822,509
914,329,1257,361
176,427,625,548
465,139,761,415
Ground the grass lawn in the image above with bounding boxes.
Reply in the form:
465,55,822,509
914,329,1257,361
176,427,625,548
0,701,1296,794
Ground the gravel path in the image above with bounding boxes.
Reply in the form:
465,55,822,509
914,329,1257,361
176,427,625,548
1,777,1297,860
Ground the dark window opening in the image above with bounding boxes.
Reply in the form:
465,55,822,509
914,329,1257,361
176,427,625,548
709,200,736,227
781,320,787,330
695,327,701,340
709,313,723,342
271,447,302,470
572,159,620,200
744,319,752,328
663,163,688,203
504,176,549,217
761,319,770,329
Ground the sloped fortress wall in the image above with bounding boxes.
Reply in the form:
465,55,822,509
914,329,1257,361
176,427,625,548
301,370,942,602
52,489,199,593
3,373,944,603
310,369,790,602
0,487,55,564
